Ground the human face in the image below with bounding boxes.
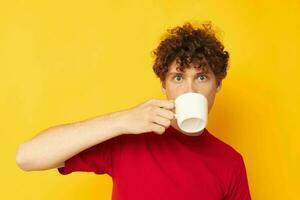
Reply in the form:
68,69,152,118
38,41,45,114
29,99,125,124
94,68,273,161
161,59,221,134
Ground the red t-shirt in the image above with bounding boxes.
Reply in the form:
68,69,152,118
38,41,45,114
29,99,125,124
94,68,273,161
58,125,251,200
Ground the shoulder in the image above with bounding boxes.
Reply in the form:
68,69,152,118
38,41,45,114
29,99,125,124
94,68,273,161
205,129,245,166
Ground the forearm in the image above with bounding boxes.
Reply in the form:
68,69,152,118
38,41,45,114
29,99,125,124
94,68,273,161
16,110,125,171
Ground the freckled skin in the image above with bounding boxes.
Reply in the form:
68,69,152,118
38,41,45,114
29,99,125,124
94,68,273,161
161,59,222,136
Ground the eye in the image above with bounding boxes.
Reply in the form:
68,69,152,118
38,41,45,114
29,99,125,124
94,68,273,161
173,74,182,82
197,75,207,81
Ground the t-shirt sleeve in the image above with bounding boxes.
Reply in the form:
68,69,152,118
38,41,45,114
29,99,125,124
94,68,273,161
57,137,117,176
225,154,252,200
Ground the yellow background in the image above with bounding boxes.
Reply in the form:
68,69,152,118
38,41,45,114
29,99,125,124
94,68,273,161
1,0,299,199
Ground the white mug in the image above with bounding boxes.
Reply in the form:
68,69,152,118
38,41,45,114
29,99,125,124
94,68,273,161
174,92,208,133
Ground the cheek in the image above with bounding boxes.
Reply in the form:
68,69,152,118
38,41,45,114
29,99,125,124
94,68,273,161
199,84,217,111
166,88,179,100
206,91,217,112
165,84,181,99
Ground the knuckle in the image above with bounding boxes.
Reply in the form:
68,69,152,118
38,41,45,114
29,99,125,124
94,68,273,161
166,120,171,126
168,109,174,116
152,106,159,113
163,120,170,127
148,106,156,115
146,105,154,112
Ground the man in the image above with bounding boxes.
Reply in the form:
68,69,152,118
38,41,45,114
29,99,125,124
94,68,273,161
16,22,251,200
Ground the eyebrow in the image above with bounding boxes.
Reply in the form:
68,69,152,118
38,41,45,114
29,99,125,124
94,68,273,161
167,71,209,76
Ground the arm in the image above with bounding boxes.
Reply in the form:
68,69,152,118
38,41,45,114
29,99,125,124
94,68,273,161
15,99,174,172
226,155,252,200
16,111,125,171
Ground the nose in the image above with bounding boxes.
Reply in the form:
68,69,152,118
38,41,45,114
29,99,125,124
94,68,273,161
185,80,197,93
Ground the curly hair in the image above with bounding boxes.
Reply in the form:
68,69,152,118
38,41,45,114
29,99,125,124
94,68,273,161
152,22,229,86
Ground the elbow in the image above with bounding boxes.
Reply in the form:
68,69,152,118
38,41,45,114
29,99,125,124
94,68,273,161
16,144,33,171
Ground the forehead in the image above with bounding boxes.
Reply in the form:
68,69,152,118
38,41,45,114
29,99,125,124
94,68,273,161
167,60,211,74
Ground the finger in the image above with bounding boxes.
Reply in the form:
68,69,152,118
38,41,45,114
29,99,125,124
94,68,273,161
155,107,175,120
152,115,171,128
151,123,166,134
151,99,175,110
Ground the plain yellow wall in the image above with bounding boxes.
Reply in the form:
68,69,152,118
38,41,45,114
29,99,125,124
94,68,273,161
1,0,299,199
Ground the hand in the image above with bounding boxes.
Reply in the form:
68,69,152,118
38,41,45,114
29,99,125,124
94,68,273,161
118,98,175,135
